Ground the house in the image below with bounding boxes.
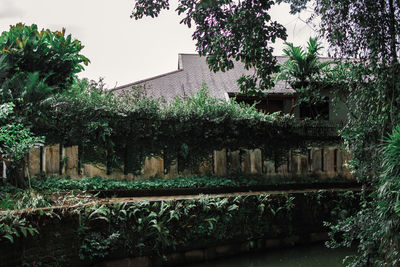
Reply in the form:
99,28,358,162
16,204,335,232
113,54,347,123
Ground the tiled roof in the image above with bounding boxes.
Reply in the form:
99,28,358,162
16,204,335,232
113,54,298,101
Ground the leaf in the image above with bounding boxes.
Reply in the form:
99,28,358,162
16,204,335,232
19,227,27,237
227,204,239,211
3,234,14,243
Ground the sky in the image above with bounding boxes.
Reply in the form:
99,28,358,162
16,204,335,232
0,0,320,89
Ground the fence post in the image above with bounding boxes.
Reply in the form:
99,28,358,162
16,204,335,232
2,161,6,179
213,149,227,176
44,144,60,175
28,147,41,177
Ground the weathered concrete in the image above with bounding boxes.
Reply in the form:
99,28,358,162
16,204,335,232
228,150,241,173
166,159,178,179
214,149,227,176
63,146,79,177
283,235,300,247
290,150,300,175
28,147,41,176
250,149,262,174
184,249,204,262
325,147,336,178
144,156,164,178
276,159,289,177
336,149,343,173
265,238,281,248
300,154,309,175
241,149,251,174
83,163,107,178
199,155,213,175
97,256,150,267
45,144,60,175
24,144,352,180
311,148,322,175
263,159,275,175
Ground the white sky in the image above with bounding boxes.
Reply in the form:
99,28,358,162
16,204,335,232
0,0,320,89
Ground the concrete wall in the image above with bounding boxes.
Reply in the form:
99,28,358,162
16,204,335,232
0,190,360,267
26,145,79,178
26,144,353,180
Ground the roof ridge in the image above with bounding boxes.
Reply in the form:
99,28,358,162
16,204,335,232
112,69,184,91
178,53,199,56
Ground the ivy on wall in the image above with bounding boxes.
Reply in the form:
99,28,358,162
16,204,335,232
0,190,360,265
46,85,339,174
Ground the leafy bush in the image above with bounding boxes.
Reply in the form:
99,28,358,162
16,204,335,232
14,190,52,210
75,191,359,263
0,102,43,186
0,212,38,243
0,103,43,164
30,175,349,193
327,126,400,266
0,23,89,90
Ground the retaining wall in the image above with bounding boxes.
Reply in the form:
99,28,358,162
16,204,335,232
0,190,360,267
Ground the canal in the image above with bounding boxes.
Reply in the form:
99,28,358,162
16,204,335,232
185,243,353,267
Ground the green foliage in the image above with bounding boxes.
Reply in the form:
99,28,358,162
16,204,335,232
75,191,358,263
0,189,360,264
47,84,325,173
14,190,52,210
315,3,399,264
30,175,349,193
132,0,287,94
0,23,89,185
0,102,43,163
277,37,331,89
79,232,120,261
0,23,89,91
327,126,400,266
276,37,333,118
276,1,400,263
283,0,400,180
0,194,15,210
0,212,38,243
0,24,89,157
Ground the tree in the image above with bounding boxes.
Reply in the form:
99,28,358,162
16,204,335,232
276,37,332,119
0,24,91,143
281,0,400,265
0,23,89,93
0,24,89,186
131,0,287,94
276,37,330,89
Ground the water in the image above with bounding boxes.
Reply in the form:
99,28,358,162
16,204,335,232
185,243,352,267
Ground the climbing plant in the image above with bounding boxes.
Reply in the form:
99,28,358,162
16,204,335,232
46,84,335,174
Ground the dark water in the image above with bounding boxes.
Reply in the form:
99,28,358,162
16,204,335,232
185,244,353,267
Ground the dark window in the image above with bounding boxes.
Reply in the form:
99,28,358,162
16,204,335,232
299,97,329,120
231,95,284,114
262,100,284,114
